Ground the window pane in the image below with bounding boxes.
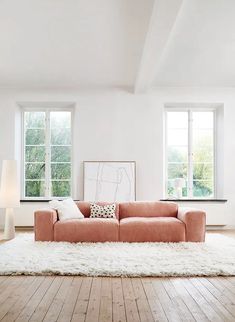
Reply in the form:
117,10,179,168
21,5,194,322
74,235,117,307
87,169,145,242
167,112,188,129
50,111,71,128
168,147,187,163
167,180,175,197
193,181,213,197
25,163,45,179
24,110,72,199
192,111,214,197
166,110,215,199
51,128,71,145
193,129,213,147
26,129,45,145
50,111,71,145
193,146,213,163
25,146,46,162
168,163,188,179
193,112,213,129
167,180,188,198
51,181,71,197
193,163,213,180
25,181,45,197
51,163,71,180
168,129,188,146
166,111,189,198
51,146,71,162
25,112,45,128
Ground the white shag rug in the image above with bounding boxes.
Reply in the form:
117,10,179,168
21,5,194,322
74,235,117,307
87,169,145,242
0,233,235,277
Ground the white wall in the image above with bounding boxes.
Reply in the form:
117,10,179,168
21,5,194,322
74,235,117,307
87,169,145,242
0,87,234,228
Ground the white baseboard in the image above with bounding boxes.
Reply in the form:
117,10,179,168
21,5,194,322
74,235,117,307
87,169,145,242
206,225,235,230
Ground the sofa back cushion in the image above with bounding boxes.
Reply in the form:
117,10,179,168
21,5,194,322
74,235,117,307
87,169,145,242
76,201,119,219
119,201,178,219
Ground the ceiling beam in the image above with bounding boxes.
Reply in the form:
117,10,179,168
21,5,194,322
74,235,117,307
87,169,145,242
134,0,184,93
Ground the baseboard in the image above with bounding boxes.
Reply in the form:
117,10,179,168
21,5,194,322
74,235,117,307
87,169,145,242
206,225,235,231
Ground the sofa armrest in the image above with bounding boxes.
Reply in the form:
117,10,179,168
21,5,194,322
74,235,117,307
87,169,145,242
177,207,206,242
34,209,58,241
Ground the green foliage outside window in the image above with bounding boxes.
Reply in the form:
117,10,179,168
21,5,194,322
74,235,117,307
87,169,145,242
24,111,72,198
167,136,214,198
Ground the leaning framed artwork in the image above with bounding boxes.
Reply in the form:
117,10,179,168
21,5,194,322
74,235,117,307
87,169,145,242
83,161,136,202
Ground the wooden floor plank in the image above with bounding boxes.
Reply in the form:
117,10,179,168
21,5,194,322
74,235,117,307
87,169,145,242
29,276,64,322
112,278,127,322
99,277,112,322
85,277,102,322
217,276,235,295
151,278,182,322
190,278,235,321
15,276,55,322
170,278,209,322
199,278,235,317
0,277,33,321
0,276,235,322
0,276,9,286
225,276,235,284
141,278,168,322
0,277,27,307
181,278,222,322
131,278,154,322
207,277,235,304
1,277,44,322
122,277,141,322
57,276,83,322
163,277,195,321
43,277,72,322
71,277,92,322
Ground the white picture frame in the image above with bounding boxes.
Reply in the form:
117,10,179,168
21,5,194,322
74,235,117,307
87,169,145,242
83,161,136,202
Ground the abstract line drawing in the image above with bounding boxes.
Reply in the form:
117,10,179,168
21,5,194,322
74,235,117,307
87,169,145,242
83,161,136,202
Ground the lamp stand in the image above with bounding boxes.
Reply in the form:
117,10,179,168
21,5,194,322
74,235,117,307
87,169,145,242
176,187,183,199
4,208,15,240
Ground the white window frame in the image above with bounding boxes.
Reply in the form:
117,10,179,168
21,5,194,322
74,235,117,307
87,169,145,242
22,107,74,200
164,107,216,199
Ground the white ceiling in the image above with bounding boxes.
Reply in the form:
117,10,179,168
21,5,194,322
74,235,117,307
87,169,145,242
154,0,235,87
0,0,153,88
0,0,235,90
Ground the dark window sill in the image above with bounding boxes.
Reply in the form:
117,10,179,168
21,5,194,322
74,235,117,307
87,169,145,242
160,199,227,203
20,199,228,203
20,199,80,202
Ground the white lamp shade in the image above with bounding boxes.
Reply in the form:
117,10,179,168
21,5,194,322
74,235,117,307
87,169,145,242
0,160,20,208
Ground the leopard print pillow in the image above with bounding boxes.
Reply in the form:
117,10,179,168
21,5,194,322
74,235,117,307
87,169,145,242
90,203,116,219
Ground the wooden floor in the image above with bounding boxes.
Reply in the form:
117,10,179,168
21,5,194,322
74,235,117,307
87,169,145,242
0,230,235,322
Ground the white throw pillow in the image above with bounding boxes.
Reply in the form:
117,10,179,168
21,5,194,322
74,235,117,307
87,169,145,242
49,198,84,221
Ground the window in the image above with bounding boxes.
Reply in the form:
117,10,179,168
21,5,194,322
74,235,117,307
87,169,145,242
23,110,72,199
165,109,215,198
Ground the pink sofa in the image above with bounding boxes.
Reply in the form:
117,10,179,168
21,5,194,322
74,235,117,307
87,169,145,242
34,201,206,243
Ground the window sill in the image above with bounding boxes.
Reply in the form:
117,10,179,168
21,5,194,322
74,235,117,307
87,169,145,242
20,199,80,202
20,199,228,203
160,199,227,203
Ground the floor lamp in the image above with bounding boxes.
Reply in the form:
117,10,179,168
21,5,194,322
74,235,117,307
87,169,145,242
0,160,20,240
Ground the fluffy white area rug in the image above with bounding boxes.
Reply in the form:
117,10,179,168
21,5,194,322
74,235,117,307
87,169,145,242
0,234,235,277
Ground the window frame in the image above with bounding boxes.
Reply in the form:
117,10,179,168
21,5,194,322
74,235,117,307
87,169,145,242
164,107,217,199
21,107,74,200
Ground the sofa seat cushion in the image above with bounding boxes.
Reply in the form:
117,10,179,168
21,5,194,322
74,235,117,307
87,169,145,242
54,218,119,242
120,217,185,242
